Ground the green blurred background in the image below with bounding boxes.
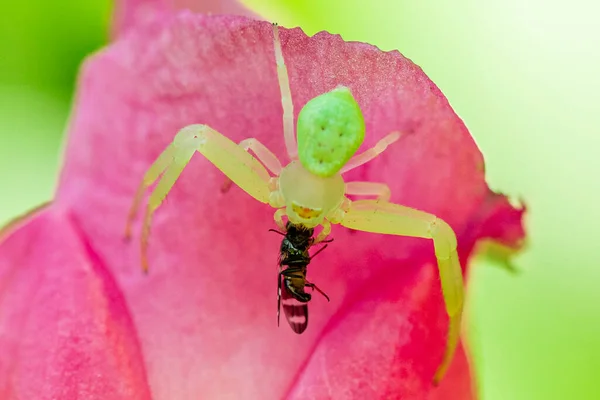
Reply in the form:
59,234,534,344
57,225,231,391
1,1,598,398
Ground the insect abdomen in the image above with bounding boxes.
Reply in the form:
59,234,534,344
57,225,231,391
281,283,309,334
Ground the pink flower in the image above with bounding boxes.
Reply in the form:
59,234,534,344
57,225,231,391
0,2,525,399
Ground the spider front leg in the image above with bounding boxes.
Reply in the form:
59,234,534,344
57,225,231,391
125,124,273,273
340,199,464,385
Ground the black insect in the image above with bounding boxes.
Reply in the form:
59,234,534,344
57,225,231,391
270,222,331,334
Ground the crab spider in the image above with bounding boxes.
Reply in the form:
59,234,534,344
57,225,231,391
125,23,464,384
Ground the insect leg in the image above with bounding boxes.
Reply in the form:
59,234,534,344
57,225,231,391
272,23,297,160
268,228,286,236
340,131,401,174
340,199,463,385
345,181,391,202
305,282,330,302
128,124,273,273
309,244,329,260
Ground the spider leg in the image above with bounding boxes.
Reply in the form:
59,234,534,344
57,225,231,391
273,208,287,231
222,137,283,193
313,220,331,244
126,124,273,273
345,181,391,202
272,23,296,160
340,131,401,174
239,138,283,175
125,140,179,240
340,199,464,385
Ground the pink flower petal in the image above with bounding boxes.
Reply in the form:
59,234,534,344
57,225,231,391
0,12,525,399
286,262,474,399
0,206,150,399
112,0,256,38
465,191,526,249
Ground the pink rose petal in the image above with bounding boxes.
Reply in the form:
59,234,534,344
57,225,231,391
0,11,525,400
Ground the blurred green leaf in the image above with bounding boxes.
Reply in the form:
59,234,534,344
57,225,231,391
0,1,111,99
0,0,110,223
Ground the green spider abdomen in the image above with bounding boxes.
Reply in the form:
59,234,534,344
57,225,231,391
296,86,365,177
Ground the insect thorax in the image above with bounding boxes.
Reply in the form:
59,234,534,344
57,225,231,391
278,160,345,228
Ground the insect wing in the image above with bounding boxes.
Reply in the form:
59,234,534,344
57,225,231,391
280,279,309,334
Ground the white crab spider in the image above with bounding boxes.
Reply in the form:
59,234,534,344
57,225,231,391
125,23,464,384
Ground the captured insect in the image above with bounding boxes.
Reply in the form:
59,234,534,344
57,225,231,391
270,222,331,334
125,22,464,384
